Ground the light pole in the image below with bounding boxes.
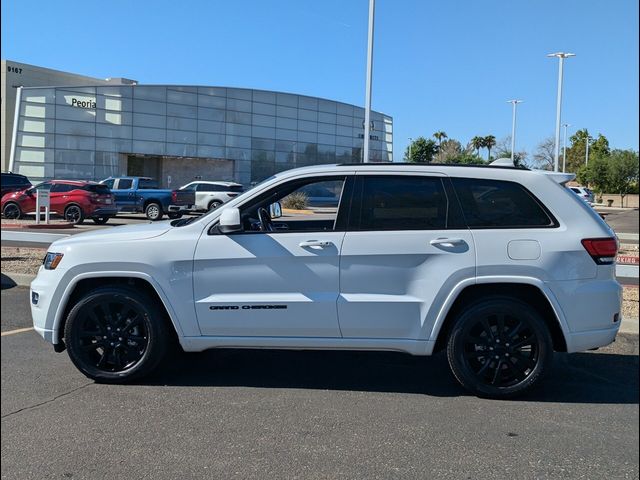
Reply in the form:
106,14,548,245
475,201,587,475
562,123,570,172
585,135,591,166
362,0,375,163
507,100,523,164
547,52,576,171
408,137,412,161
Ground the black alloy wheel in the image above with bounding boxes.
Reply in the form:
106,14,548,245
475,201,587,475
64,286,169,383
208,200,222,211
64,205,85,224
2,202,22,219
447,297,553,398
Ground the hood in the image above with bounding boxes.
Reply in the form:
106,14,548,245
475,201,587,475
50,221,172,249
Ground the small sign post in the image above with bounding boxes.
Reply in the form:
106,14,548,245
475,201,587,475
35,189,50,225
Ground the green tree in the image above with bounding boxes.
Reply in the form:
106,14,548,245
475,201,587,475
471,136,484,157
449,153,486,165
484,135,497,160
565,129,610,173
607,149,639,207
404,137,439,163
433,131,448,161
576,153,610,195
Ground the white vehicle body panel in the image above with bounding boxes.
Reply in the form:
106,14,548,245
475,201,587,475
30,164,621,357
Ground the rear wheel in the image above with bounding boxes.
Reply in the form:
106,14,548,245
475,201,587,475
64,285,170,383
2,202,22,219
208,200,222,211
92,216,110,225
145,202,163,221
446,296,553,399
64,204,85,225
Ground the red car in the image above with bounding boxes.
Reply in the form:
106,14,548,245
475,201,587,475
1,180,119,225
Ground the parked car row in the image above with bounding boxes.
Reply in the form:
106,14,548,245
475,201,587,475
1,173,243,224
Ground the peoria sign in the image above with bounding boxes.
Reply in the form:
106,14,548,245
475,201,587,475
70,98,96,108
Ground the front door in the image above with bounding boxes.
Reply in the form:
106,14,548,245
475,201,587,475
193,175,352,337
338,173,476,340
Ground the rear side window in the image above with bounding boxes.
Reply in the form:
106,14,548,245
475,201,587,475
451,178,556,228
84,184,111,194
354,176,450,231
139,178,158,189
51,184,75,193
198,184,223,192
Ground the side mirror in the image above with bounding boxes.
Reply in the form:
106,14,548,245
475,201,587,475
218,207,242,234
269,202,282,219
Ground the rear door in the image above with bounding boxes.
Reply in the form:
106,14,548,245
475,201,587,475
338,173,476,340
112,178,136,211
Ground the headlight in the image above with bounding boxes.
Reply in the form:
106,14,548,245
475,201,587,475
43,252,64,270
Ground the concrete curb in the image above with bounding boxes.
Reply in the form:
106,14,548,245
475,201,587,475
617,233,640,242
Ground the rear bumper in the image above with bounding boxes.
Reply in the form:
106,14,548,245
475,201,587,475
89,207,119,216
168,204,193,212
565,324,620,352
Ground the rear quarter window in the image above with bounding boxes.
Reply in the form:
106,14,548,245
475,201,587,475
84,184,112,194
451,177,556,228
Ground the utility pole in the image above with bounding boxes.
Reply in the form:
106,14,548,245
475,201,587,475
562,123,570,172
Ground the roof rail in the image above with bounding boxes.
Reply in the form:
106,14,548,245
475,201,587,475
337,162,529,171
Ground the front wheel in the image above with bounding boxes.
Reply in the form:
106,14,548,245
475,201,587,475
145,202,163,221
64,286,170,383
2,202,22,219
446,296,553,399
91,216,110,225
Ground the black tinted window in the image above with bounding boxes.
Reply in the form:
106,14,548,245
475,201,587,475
84,184,111,194
51,184,75,193
356,176,449,231
198,184,222,192
451,178,554,228
117,179,133,189
139,178,158,189
102,179,115,189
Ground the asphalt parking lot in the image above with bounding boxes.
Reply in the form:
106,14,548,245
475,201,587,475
1,286,638,479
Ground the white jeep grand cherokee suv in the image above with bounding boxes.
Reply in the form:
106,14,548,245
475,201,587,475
30,163,622,398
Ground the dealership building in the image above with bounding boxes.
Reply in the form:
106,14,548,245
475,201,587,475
2,60,393,187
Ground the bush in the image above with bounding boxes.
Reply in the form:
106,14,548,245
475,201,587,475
281,192,308,210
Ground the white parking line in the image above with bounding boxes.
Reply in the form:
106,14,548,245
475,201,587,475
1,327,34,337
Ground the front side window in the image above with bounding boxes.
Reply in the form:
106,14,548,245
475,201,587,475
34,182,52,191
51,183,74,193
236,176,348,233
451,177,555,228
354,176,449,231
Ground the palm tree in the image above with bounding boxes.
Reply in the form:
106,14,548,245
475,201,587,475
484,135,496,160
471,136,484,157
433,131,448,161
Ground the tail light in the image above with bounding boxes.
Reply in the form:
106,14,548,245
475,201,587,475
581,238,618,265
171,190,177,203
89,193,99,203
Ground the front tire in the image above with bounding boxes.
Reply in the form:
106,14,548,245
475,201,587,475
446,296,553,399
168,212,182,219
145,202,163,221
91,216,110,225
2,202,22,219
64,286,170,383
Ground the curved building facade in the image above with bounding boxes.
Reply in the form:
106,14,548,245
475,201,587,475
9,84,393,186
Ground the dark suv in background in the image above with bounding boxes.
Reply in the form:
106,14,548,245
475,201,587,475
1,172,32,198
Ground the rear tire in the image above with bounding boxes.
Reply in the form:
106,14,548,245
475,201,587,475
2,202,22,219
145,202,163,221
446,296,553,399
64,285,170,383
64,204,85,225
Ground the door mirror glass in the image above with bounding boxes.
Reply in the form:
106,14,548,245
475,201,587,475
269,202,282,219
219,207,242,234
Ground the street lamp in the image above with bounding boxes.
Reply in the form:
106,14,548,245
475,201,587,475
547,52,576,172
507,100,523,164
362,0,375,163
562,123,570,172
408,137,412,161
585,135,592,166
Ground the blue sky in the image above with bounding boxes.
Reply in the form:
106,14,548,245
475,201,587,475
2,0,638,161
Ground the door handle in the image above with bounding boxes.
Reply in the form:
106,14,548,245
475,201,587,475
430,237,466,247
299,240,332,248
